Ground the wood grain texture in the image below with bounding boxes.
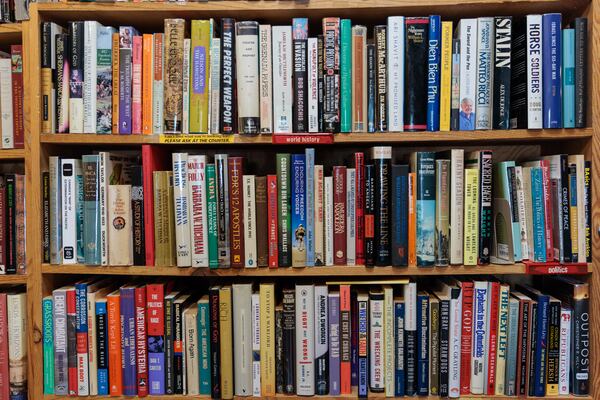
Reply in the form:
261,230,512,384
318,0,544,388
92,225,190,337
0,149,25,159
0,274,28,284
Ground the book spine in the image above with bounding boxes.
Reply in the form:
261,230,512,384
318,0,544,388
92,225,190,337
314,166,325,266
42,172,50,263
305,149,315,266
291,154,306,266
7,293,26,399
228,157,245,267
235,21,259,134
205,164,219,268
308,37,319,132
351,25,367,132
282,289,295,394
328,293,340,395
339,19,352,132
374,25,386,132
243,175,257,267
558,308,571,395
526,15,543,129
475,17,493,130
118,27,134,134
492,17,512,129
251,294,261,396
43,297,55,394
111,32,119,133
147,284,165,395
439,299,449,396
369,292,384,391
163,295,175,394
572,294,590,395
516,300,531,396
459,283,474,394
275,308,283,394
291,18,308,133
174,299,186,394
181,38,191,134
546,300,561,395
185,307,199,395
471,282,488,394
198,300,211,395
189,21,210,133
534,296,549,397
314,286,329,395
415,152,436,266
258,284,275,396
61,160,77,264
384,288,395,396
479,151,493,264
95,301,108,395
317,34,325,132
458,19,477,131
277,154,291,266
346,168,356,265
132,35,143,134
505,299,520,395
395,301,405,396
120,287,137,395
187,155,208,267
215,155,231,267
364,165,375,266
333,166,347,265
75,283,90,395
69,22,84,133
408,172,416,266
540,161,554,261
373,147,391,265
131,166,145,266
495,286,510,394
15,175,26,272
107,293,122,395
463,168,480,265
427,15,441,131
574,18,587,128
562,29,575,128
353,154,365,266
542,13,562,128
10,45,24,148
404,18,428,131
53,289,68,395
134,286,148,397
367,43,376,132
404,283,417,395
295,285,315,395
41,23,53,134
267,175,278,268
356,296,368,397
439,22,453,131
485,282,500,394
340,285,351,394
209,288,221,398
173,153,191,266
220,18,236,134
272,26,293,133
435,160,450,266
417,293,429,395
164,19,185,133
322,18,340,133
218,287,234,399
255,176,268,267
391,164,408,266
0,58,13,145
152,33,164,134
449,296,462,398
56,33,70,133
585,161,592,262
142,33,154,135
387,16,404,131
64,292,78,392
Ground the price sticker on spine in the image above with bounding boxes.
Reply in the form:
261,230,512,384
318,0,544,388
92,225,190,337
159,134,235,144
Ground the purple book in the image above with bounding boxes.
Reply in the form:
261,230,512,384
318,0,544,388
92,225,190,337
120,285,137,395
118,26,138,134
329,292,341,395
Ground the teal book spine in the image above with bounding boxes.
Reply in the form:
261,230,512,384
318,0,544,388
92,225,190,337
197,301,211,395
531,167,547,262
492,161,521,261
76,165,85,263
305,148,315,266
206,164,219,269
415,152,436,267
340,19,352,133
562,28,575,128
43,297,55,394
504,298,520,395
82,154,101,265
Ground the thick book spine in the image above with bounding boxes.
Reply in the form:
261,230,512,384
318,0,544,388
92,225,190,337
373,147,391,265
267,175,278,268
340,285,352,394
75,283,90,395
412,152,436,266
395,300,405,396
375,25,387,132
427,15,441,131
190,20,211,134
439,297,449,396
558,308,572,395
387,16,405,131
542,13,562,128
205,164,219,268
106,292,122,395
259,25,273,133
574,18,587,128
173,154,191,266
346,169,356,265
478,151,493,264
236,21,260,134
232,284,253,396
272,26,293,133
69,21,84,133
53,289,68,395
43,297,54,394
364,165,375,266
492,17,512,129
291,18,308,132
220,18,236,133
308,37,319,132
339,19,352,133
463,168,480,265
188,155,208,267
314,286,329,395
67,289,78,395
435,160,450,266
353,154,365,266
259,284,275,396
164,20,185,133
352,26,368,132
295,285,315,396
475,17,494,130
134,286,148,397
40,22,55,134
495,285,510,395
131,166,145,266
471,281,488,394
290,154,306,266
459,282,474,394
333,166,347,265
328,293,341,395
7,293,26,399
228,157,245,267
391,164,408,266
404,17,428,131
56,33,70,134
322,18,340,133
546,299,561,395
120,287,137,395
526,15,543,129
147,284,165,395
277,154,291,266
458,19,477,131
61,160,77,264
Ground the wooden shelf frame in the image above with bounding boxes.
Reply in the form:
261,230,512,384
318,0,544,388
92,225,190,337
18,1,600,399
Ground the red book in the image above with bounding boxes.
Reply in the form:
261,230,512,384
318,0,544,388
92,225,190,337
10,45,24,149
458,280,474,395
540,160,554,261
333,166,347,265
354,153,365,265
340,284,352,394
267,174,278,268
0,293,9,400
228,157,245,267
141,145,169,266
486,281,500,394
135,286,148,397
67,288,78,395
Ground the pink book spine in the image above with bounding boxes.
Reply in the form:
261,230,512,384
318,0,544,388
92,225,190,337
131,36,143,134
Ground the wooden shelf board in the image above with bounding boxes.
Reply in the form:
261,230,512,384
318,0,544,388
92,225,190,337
42,263,592,277
0,23,22,34
42,393,593,399
0,274,28,284
40,128,592,146
0,149,25,160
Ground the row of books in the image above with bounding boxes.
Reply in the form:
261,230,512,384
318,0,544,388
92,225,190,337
0,45,24,149
44,146,591,268
43,277,589,397
40,14,587,136
0,290,27,400
0,174,26,274
0,0,28,24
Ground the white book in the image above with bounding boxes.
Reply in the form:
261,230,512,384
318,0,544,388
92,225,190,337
314,285,328,392
251,293,261,396
209,38,221,134
458,18,478,131
259,25,273,134
526,15,543,129
83,21,100,133
61,159,79,264
307,37,319,132
236,22,260,134
7,293,26,395
494,284,510,395
295,284,315,396
184,306,199,395
475,17,494,130
404,282,417,333
386,16,404,132
314,165,324,265
324,176,334,266
383,285,395,397
470,280,488,394
0,58,13,149
558,307,572,395
568,154,586,263
369,289,384,390
243,175,257,267
182,38,191,134
233,283,253,396
98,152,110,265
346,168,356,265
514,166,530,259
272,26,293,133
449,292,462,398
522,167,535,260
152,33,164,135
173,153,191,266
448,149,464,264
108,185,133,266
188,155,209,267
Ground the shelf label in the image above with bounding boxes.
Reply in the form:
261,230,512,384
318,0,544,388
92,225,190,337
272,133,334,144
159,134,235,144
524,261,589,275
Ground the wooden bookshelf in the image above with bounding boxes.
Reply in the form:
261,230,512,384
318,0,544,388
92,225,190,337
18,0,600,398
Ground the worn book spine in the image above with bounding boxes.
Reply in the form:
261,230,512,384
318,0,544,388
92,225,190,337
220,18,236,134
173,153,191,266
259,25,273,133
228,157,245,268
152,33,164,134
322,18,341,133
188,155,208,267
163,20,185,133
404,17,428,131
236,21,260,134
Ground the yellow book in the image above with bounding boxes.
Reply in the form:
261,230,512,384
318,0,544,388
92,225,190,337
439,21,453,131
219,286,234,399
41,68,53,134
111,32,120,134
260,283,276,395
463,168,479,265
189,20,211,134
142,34,154,135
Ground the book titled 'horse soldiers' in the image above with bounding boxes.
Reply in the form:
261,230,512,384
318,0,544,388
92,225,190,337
221,18,236,134
292,18,309,133
322,18,340,133
163,19,185,133
492,17,512,129
236,21,260,134
404,17,429,131
372,147,391,265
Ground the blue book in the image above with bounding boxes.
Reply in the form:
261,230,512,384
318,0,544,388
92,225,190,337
394,301,405,396
505,297,520,395
357,295,368,398
305,148,315,266
416,293,429,395
530,167,547,262
74,282,89,395
95,300,109,395
198,298,211,395
120,286,137,396
411,152,436,266
391,165,409,266
328,293,341,396
542,13,562,128
562,28,575,128
43,297,55,395
82,155,101,265
427,15,441,131
291,154,306,266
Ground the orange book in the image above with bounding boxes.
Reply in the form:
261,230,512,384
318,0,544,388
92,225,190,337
142,34,154,135
340,284,352,394
112,32,120,134
408,172,416,266
107,290,122,395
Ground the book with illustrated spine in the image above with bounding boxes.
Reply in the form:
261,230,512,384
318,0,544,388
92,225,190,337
164,19,185,133
322,18,340,133
457,19,477,131
190,20,211,134
475,17,493,130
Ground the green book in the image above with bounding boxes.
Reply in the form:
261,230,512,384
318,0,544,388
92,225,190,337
340,19,352,133
82,154,101,265
276,154,291,267
206,164,219,269
43,296,54,394
197,296,211,394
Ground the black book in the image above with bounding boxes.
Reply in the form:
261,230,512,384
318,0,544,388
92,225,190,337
208,287,221,399
164,292,177,394
173,295,193,394
350,291,358,386
556,155,573,263
220,18,236,134
468,150,493,265
275,307,284,393
282,289,296,393
374,25,387,132
55,33,69,133
0,0,11,23
41,22,53,126
391,164,409,266
367,42,376,133
509,18,527,129
574,18,587,128
438,295,450,397
546,297,561,393
492,17,512,129
131,165,145,266
317,34,325,133
322,18,340,133
292,18,308,132
364,164,375,266
372,147,391,266
4,175,16,274
42,171,50,264
527,301,538,396
450,38,460,131
404,18,428,131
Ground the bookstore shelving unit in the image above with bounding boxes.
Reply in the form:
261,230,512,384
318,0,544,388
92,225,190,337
17,0,600,398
